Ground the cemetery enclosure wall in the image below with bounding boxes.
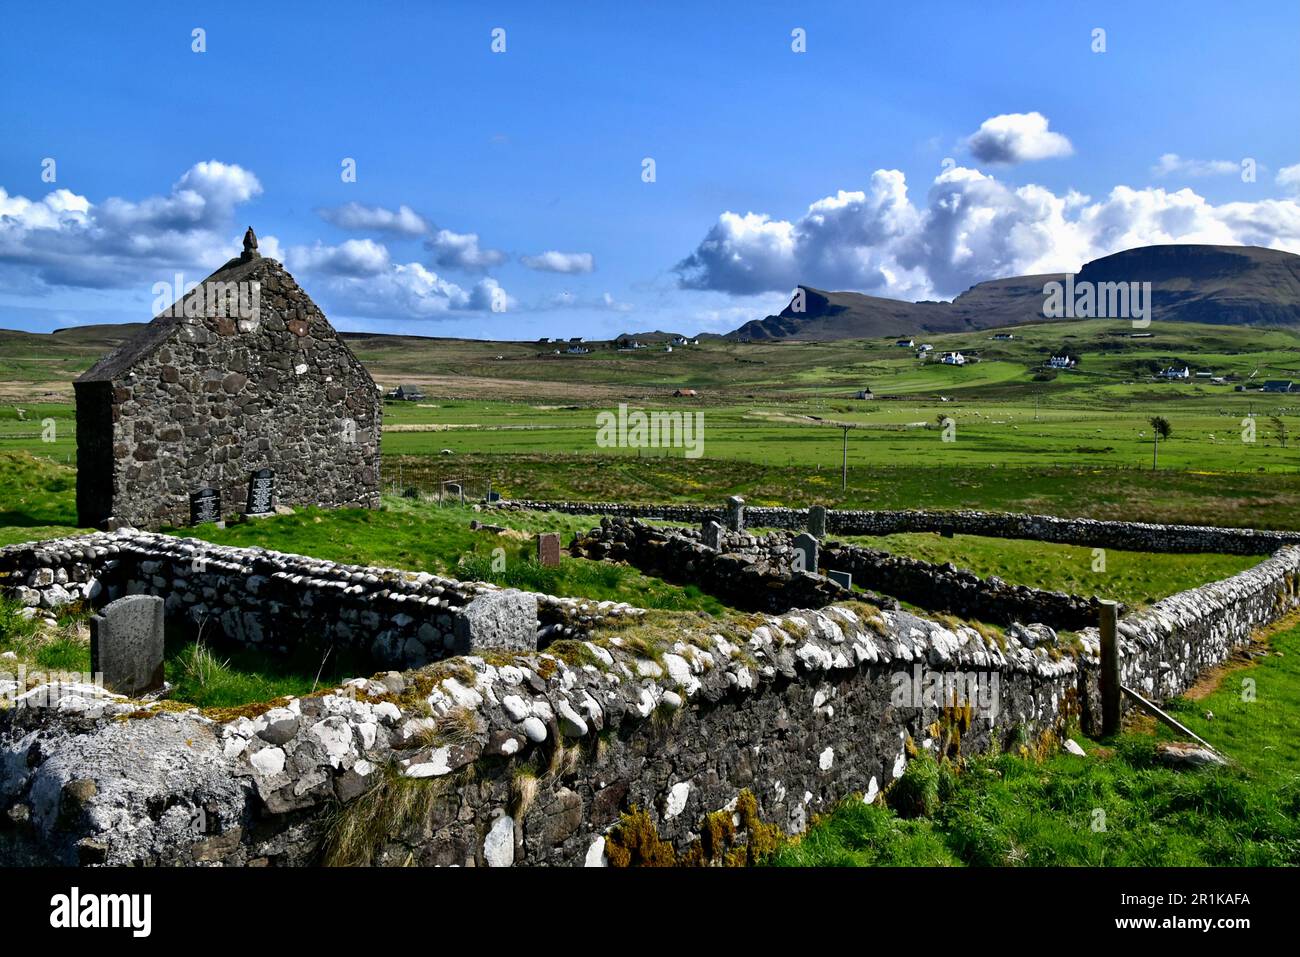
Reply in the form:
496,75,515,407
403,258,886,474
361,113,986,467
495,501,1297,555
573,519,1104,628
5,542,1299,866
0,531,633,669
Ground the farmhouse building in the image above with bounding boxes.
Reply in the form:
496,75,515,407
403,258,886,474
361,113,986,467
1262,380,1295,393
1161,365,1191,380
1047,354,1076,369
389,384,426,401
74,228,382,529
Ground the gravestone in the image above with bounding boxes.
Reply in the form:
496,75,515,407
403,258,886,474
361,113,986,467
189,487,221,525
245,468,275,517
940,525,955,539
808,504,827,539
702,520,723,551
487,491,501,503
445,483,463,504
793,532,819,574
726,496,745,532
537,533,561,567
90,594,165,696
827,569,853,590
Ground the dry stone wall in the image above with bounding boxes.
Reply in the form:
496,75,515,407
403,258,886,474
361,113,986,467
0,531,638,669
571,519,861,612
495,501,1295,555
3,525,1298,867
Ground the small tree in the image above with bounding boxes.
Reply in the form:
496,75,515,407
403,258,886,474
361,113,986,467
1149,416,1172,469
1270,414,1288,449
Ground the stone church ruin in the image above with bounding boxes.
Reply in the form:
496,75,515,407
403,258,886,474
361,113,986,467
73,228,381,529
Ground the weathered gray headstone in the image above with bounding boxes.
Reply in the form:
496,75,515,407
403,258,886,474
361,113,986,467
808,504,827,539
793,532,819,574
827,569,852,590
89,594,165,696
726,495,745,532
702,520,723,551
537,533,561,567
452,591,538,653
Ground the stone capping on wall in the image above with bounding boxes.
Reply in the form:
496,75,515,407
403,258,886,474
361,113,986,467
491,500,1298,556
0,530,642,668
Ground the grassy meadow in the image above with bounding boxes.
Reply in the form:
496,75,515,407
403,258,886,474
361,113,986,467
3,316,1300,866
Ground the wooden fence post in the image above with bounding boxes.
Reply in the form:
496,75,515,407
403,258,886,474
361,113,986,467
1099,599,1121,736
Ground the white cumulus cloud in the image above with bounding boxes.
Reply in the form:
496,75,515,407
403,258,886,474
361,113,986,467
0,160,263,290
675,164,1300,300
317,202,429,236
966,112,1074,165
1152,154,1241,178
520,250,595,273
427,228,507,270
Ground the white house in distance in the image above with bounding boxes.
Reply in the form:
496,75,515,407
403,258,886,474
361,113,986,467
916,343,934,355
940,351,966,366
895,338,915,347
1161,364,1191,380
1047,354,1076,369
992,332,1015,341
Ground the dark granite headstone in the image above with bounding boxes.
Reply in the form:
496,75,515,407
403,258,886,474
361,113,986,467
940,525,955,539
537,532,561,567
828,569,852,590
246,468,275,515
90,594,165,696
189,487,221,525
793,532,819,574
487,491,502,503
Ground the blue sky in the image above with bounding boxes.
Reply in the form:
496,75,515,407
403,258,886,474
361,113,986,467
2,0,1298,339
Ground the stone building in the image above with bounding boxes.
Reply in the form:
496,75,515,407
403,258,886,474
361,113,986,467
74,228,381,529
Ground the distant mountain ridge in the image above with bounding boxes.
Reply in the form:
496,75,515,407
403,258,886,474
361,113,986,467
728,244,1300,341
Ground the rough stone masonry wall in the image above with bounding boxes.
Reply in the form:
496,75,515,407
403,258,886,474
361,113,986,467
2,541,1298,866
575,518,1105,630
0,602,1079,866
0,531,638,669
571,520,858,613
822,541,1107,629
75,257,382,529
495,501,1296,555
1074,545,1300,733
